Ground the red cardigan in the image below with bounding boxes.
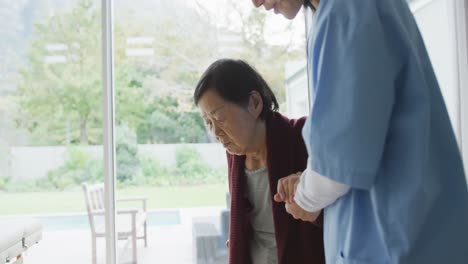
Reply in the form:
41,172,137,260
227,112,325,264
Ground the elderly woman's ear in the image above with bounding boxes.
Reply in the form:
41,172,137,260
248,90,264,119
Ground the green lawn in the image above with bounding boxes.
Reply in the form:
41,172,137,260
0,184,228,215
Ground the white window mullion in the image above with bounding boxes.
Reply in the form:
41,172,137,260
102,0,118,263
452,0,468,180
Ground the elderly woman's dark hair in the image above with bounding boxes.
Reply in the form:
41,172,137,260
193,59,279,120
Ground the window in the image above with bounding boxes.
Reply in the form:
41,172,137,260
0,0,106,263
113,0,307,262
0,0,307,263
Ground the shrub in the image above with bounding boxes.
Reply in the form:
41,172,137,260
9,142,225,191
137,145,226,186
138,155,172,186
116,124,140,183
0,176,10,191
175,145,226,185
43,147,103,190
4,179,40,192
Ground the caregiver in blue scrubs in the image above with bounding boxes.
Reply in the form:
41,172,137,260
252,0,468,263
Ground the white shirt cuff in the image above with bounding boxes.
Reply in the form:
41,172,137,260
294,166,350,212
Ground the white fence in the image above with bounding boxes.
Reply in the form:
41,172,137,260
5,144,227,180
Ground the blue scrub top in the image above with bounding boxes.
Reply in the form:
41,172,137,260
302,0,468,263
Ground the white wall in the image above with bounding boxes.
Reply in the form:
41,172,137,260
412,0,461,141
139,143,227,169
412,0,468,181
285,61,309,119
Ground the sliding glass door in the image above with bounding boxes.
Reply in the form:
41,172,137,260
0,0,106,263
110,0,307,263
0,0,308,263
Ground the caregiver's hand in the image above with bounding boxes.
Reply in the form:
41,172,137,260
275,172,320,223
274,172,301,203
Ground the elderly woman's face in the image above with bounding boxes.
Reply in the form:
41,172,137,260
251,0,304,19
198,89,262,156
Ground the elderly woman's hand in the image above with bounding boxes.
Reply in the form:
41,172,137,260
285,202,321,222
274,172,302,204
274,172,321,223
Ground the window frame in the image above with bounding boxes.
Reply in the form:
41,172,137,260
451,0,468,178
101,0,118,263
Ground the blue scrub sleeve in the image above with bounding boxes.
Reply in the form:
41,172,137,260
303,11,401,190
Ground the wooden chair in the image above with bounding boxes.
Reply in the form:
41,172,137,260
82,183,148,264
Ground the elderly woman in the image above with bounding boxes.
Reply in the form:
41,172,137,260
193,58,324,264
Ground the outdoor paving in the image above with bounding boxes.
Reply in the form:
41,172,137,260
21,207,227,264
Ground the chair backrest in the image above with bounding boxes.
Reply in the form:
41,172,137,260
82,183,105,231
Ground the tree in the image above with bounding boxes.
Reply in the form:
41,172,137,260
17,0,147,145
196,0,306,103
136,96,207,144
16,0,304,146
17,0,103,145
